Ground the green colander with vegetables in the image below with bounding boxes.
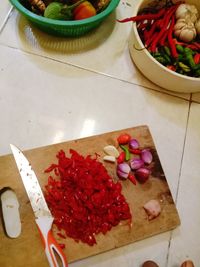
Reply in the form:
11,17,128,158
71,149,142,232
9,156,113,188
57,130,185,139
9,0,120,37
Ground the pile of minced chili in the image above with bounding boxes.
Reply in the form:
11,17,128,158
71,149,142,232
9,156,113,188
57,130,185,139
44,149,132,246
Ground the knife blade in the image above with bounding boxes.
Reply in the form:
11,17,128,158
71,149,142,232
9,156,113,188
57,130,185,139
10,144,68,267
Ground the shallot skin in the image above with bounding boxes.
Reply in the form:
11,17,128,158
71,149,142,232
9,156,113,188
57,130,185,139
180,260,195,267
142,261,159,267
143,199,161,220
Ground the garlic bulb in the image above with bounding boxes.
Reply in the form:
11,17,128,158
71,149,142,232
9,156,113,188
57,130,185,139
195,19,200,34
174,18,197,42
176,3,199,23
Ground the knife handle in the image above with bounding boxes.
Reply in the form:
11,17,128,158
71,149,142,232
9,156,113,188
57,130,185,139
36,216,68,267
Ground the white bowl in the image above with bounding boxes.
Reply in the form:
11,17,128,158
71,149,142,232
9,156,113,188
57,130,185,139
129,0,200,93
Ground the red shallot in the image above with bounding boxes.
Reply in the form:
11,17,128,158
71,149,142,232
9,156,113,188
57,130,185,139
135,167,150,183
130,158,144,170
129,139,140,150
117,162,131,179
141,149,153,164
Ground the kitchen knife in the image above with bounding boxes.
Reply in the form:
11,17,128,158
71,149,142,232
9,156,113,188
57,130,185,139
10,144,68,267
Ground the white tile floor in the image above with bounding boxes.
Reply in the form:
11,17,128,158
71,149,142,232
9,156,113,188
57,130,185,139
0,0,200,266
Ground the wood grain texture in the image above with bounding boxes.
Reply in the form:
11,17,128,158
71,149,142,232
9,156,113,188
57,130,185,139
0,125,180,267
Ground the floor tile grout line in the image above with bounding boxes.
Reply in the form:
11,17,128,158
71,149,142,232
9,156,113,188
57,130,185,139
0,42,193,102
0,7,14,34
174,94,192,204
165,95,192,267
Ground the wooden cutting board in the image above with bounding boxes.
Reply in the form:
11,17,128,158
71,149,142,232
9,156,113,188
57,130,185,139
0,125,180,267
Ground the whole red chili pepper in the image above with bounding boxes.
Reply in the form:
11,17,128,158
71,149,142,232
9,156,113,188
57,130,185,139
159,30,168,46
167,65,176,71
150,4,180,53
187,45,199,51
128,173,137,185
117,8,166,23
117,151,126,164
138,21,149,30
129,148,141,155
167,16,178,58
73,0,96,20
194,54,200,65
145,20,159,46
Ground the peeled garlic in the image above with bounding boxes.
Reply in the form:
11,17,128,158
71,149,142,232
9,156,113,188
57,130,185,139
174,18,196,42
103,145,119,158
103,155,116,163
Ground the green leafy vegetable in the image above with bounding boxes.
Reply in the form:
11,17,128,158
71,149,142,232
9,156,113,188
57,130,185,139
44,0,85,20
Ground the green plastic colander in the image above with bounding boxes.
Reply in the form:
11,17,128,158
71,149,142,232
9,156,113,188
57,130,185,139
9,0,120,37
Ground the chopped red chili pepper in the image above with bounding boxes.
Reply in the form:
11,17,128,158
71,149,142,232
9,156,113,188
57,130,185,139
44,149,132,246
57,233,66,239
59,244,66,249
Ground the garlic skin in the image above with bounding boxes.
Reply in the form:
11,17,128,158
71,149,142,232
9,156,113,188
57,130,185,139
195,19,200,35
174,18,197,42
176,3,199,23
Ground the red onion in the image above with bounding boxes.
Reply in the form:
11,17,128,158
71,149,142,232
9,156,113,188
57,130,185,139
135,167,150,183
117,163,130,179
130,158,144,170
129,139,139,149
141,149,153,164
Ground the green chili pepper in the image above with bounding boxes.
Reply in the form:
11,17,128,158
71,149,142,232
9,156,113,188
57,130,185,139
152,52,162,57
178,62,191,73
178,54,184,61
164,46,171,56
184,48,196,69
120,145,130,161
193,64,200,71
154,56,168,65
194,68,200,77
176,45,184,54
163,54,171,64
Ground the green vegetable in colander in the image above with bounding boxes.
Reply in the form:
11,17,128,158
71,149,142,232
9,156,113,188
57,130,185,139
44,0,85,20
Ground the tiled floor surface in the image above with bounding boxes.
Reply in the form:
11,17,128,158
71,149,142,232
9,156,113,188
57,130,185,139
0,0,200,266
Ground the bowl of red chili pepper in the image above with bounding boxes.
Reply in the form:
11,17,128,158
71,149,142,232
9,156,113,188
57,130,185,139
9,0,120,37
121,0,200,93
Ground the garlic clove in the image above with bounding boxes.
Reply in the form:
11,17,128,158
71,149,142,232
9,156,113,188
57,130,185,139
103,145,119,158
179,29,196,42
103,155,116,163
176,4,188,19
195,19,200,34
176,3,199,25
